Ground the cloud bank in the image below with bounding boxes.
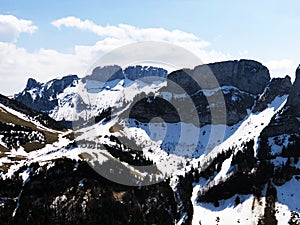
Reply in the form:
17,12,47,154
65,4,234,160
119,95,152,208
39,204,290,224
0,15,295,95
52,16,208,45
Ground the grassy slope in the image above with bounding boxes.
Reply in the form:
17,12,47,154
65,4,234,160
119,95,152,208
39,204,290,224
0,107,60,151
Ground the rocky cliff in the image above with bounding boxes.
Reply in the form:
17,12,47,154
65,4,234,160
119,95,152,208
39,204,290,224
14,75,79,113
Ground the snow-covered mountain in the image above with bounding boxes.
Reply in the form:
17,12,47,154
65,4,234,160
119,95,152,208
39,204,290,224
14,75,79,113
0,60,299,224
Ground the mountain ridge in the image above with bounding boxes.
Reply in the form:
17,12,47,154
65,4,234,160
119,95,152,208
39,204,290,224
0,59,299,225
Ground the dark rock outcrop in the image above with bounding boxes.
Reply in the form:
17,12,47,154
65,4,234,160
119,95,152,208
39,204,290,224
155,59,270,126
84,65,124,82
286,65,300,116
168,59,270,95
125,65,167,81
127,86,255,126
84,65,168,83
25,78,41,90
261,66,300,138
253,75,292,112
14,75,79,113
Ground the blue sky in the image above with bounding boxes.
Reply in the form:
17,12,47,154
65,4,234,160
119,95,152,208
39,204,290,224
0,0,299,95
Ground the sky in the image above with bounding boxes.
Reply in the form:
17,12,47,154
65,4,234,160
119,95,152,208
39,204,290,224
0,0,299,95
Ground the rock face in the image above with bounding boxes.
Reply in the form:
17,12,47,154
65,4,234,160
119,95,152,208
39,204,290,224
261,66,300,138
124,65,167,80
209,59,270,95
25,78,41,90
168,59,270,95
253,76,292,112
130,60,270,126
127,86,256,126
14,75,79,112
83,65,168,82
84,65,124,82
286,65,300,116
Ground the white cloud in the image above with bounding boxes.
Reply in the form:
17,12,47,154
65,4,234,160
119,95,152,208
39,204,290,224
52,16,209,47
0,14,38,42
51,16,231,65
0,42,90,95
265,59,296,80
1,16,233,95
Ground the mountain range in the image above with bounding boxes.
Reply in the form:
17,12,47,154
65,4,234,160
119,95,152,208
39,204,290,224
0,60,299,225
